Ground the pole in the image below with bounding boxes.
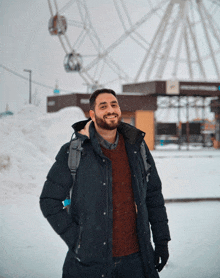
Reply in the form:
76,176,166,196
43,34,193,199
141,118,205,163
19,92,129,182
178,96,181,150
202,97,206,148
29,70,32,104
186,97,189,151
24,69,32,104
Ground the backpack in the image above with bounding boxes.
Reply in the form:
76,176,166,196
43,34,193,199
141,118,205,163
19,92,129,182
63,135,151,212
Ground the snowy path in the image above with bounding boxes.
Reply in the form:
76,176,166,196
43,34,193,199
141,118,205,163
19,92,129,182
154,150,220,200
161,202,220,278
1,191,220,278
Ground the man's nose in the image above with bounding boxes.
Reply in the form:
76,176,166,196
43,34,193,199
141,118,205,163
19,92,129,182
106,105,115,114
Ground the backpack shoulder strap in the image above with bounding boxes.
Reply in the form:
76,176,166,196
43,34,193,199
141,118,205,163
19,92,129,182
68,137,83,182
64,136,83,210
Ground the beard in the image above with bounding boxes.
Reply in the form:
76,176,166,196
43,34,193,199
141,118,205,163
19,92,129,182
95,113,121,130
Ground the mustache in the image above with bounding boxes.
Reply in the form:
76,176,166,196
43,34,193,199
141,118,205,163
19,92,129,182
104,113,118,118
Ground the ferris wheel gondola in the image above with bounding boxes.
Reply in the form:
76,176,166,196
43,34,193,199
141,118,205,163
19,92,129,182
48,14,67,35
64,52,82,72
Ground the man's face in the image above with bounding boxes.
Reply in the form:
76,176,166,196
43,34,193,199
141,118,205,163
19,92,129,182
90,93,122,130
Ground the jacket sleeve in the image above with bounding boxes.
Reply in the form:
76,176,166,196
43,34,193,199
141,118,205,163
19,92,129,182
144,143,171,244
39,143,77,249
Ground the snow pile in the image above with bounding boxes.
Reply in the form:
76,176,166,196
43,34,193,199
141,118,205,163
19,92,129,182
0,105,86,204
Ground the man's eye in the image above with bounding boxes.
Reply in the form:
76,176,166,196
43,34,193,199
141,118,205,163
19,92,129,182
100,106,106,109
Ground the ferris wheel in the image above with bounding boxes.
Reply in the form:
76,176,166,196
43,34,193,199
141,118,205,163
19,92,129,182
47,0,220,91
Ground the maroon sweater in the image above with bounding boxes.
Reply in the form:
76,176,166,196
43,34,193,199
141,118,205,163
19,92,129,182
101,134,139,257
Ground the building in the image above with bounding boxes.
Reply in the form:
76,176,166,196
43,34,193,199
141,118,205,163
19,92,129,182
47,93,157,150
47,81,220,150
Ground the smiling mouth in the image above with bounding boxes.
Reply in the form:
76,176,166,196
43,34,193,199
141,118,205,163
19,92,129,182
104,114,118,120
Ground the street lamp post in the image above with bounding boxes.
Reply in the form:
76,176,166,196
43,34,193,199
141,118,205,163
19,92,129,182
23,69,32,104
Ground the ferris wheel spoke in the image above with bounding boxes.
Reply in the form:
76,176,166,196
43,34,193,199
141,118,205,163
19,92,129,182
89,53,130,83
210,0,220,15
76,0,86,23
67,20,84,28
47,0,54,16
120,0,132,26
103,56,131,82
184,23,194,79
186,15,207,79
74,0,105,60
114,0,150,49
86,29,103,53
140,1,174,81
113,0,150,50
54,0,59,14
145,2,175,80
63,32,74,52
156,3,185,79
201,48,220,61
79,69,97,86
144,19,169,80
81,0,103,49
81,4,104,53
201,2,220,46
59,0,75,14
93,60,105,82
132,31,150,48
172,2,189,78
102,77,121,87
119,0,151,48
113,0,127,31
197,2,220,78
128,34,148,50
58,35,69,54
73,30,87,49
82,0,169,74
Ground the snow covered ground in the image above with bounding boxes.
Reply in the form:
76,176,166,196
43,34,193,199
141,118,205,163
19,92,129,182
0,105,220,278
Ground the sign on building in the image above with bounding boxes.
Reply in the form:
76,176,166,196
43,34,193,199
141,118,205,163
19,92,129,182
166,80,180,95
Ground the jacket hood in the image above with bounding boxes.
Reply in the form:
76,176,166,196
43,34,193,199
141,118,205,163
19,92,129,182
117,122,145,145
72,118,92,132
72,118,145,145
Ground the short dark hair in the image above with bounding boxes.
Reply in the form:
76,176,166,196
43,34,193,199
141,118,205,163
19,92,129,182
89,88,117,110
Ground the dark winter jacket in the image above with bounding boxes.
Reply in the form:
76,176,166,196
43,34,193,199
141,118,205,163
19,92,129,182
40,119,171,278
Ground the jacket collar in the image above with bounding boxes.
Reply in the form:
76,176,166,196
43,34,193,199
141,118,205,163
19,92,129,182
117,122,145,145
72,118,91,132
72,119,145,147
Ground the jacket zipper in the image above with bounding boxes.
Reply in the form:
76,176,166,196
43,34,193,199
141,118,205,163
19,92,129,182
74,224,83,255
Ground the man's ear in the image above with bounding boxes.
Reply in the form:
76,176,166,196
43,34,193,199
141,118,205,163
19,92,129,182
89,110,95,122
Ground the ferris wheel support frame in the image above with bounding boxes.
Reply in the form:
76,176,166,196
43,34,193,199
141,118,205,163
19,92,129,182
197,2,220,78
186,15,207,79
184,19,194,79
172,2,188,77
156,2,188,79
146,2,177,80
136,0,220,82
202,3,220,46
135,1,174,82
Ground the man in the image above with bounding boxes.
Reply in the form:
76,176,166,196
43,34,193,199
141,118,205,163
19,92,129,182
40,88,171,278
